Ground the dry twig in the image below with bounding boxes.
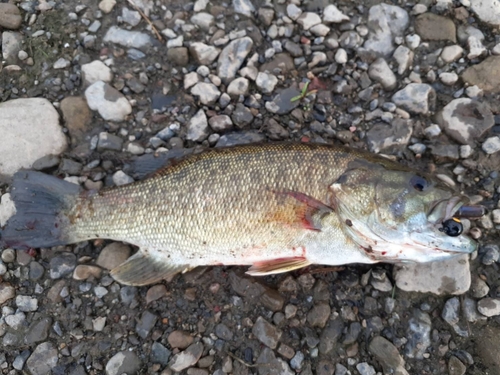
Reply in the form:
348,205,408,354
126,0,163,42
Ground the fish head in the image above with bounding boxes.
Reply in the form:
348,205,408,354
329,160,477,262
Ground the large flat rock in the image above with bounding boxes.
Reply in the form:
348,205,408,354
0,98,67,177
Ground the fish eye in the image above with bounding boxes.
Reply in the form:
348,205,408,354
410,175,428,192
439,218,463,237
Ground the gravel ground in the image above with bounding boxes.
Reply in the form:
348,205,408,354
1,0,500,374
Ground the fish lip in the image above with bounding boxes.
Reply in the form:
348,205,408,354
427,196,469,224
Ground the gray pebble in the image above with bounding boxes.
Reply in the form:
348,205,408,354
252,316,282,349
405,310,431,359
136,310,157,339
26,342,58,375
105,351,141,375
49,252,77,279
215,323,234,341
151,342,171,365
16,295,38,312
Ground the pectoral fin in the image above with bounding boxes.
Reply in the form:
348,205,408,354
270,190,334,231
110,250,189,286
246,256,311,276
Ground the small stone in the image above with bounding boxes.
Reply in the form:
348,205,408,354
146,284,167,304
231,103,254,128
471,276,490,298
122,7,141,26
73,265,102,280
462,56,500,94
356,363,376,375
1,249,15,263
286,4,302,20
105,351,141,375
104,26,154,50
50,253,77,279
136,310,157,339
393,45,412,75
168,330,194,349
233,0,255,18
169,342,204,372
448,356,467,375
215,323,234,341
99,0,116,13
470,0,500,26
255,72,278,94
323,4,349,23
191,12,215,31
53,57,70,69
191,82,221,105
392,83,435,114
441,45,463,63
94,286,108,298
478,298,500,317
415,13,456,42
306,303,331,328
93,317,106,331
26,342,58,375
166,47,189,66
442,297,468,337
151,342,171,366
227,77,249,96
467,36,487,59
85,81,132,122
190,42,220,65
209,115,233,133
482,137,500,154
96,242,131,270
368,58,397,90
187,109,209,142
112,171,134,186
366,119,412,153
290,351,305,370
0,3,22,29
440,72,459,86
2,32,23,62
252,316,282,349
218,37,253,83
297,12,321,30
405,310,431,359
369,336,409,375
60,96,92,145
335,48,348,64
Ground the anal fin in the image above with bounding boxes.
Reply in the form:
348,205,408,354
246,257,311,276
110,250,189,286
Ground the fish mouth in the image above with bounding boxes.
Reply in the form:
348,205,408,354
427,196,478,224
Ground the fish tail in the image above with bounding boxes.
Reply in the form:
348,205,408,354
0,170,82,250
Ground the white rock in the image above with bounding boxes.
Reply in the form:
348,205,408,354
466,85,483,98
187,109,209,142
323,4,349,23
286,4,302,20
296,12,321,30
0,194,16,227
492,209,500,224
161,28,176,39
439,72,458,85
470,0,500,26
2,32,23,61
0,98,67,176
93,317,107,331
392,83,435,114
53,57,70,69
423,124,441,138
99,0,116,13
482,136,500,154
82,60,113,86
364,4,409,56
85,81,132,122
493,43,500,55
309,24,330,37
103,26,154,50
335,48,347,64
190,12,214,31
190,82,221,105
393,45,413,74
460,145,473,158
255,72,278,94
122,7,141,26
184,72,200,90
227,77,249,96
189,42,220,65
167,35,183,48
395,255,471,295
233,0,255,18
411,4,427,14
405,34,420,50
112,171,134,186
126,143,145,155
467,36,487,59
441,45,463,63
368,58,397,90
194,0,209,12
478,298,500,317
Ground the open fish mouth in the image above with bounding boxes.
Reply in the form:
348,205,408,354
427,196,486,225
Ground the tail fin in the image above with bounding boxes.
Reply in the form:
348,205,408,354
0,171,82,249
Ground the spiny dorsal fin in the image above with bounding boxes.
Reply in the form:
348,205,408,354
110,250,188,286
246,256,311,276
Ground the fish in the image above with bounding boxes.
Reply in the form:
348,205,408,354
0,143,481,286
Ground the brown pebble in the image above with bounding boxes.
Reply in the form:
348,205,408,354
146,284,167,304
96,243,131,270
0,283,16,304
73,265,102,280
167,330,194,349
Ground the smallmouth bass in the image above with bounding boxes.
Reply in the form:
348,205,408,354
0,143,480,285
